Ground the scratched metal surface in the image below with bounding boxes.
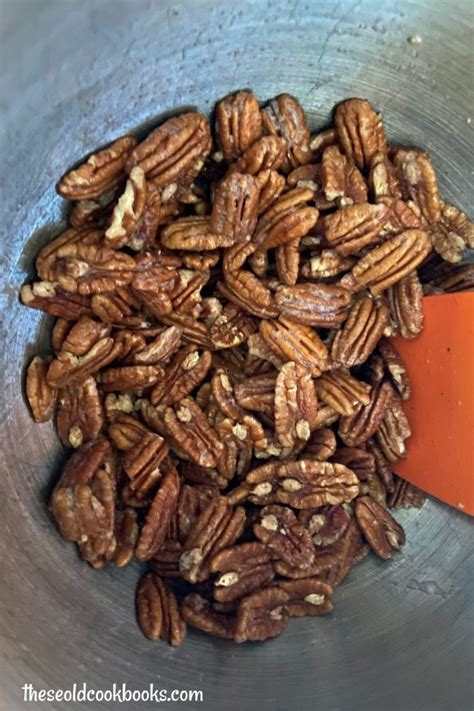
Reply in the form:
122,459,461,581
1,1,473,710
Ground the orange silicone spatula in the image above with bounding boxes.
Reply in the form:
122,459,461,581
391,291,474,515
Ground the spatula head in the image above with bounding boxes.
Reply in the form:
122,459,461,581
391,292,474,515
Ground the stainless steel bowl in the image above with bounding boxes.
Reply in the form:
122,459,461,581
1,2,473,709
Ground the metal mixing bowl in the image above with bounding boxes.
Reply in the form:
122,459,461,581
1,2,473,709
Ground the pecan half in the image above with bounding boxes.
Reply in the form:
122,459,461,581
301,249,355,280
215,91,263,163
375,395,411,461
300,428,337,462
209,303,257,349
210,172,260,243
299,505,351,548
161,216,233,250
57,377,103,447
324,203,389,256
274,362,318,450
368,151,403,202
136,468,180,560
168,483,219,544
133,326,182,365
275,237,301,286
57,135,136,199
210,542,274,603
355,496,405,559
181,593,234,639
20,282,92,320
234,135,287,174
26,356,57,423
136,573,186,646
388,477,426,510
278,579,334,617
331,296,390,368
126,113,211,188
339,381,393,447
218,270,279,319
260,317,329,377
163,397,224,468
255,169,286,215
378,339,411,400
335,99,387,169
234,372,277,418
274,460,360,509
321,145,368,205
275,283,352,327
114,508,138,567
151,540,183,578
255,188,319,249
261,94,312,171
123,432,168,498
151,346,212,406
332,446,375,480
234,587,289,643
315,369,371,416
180,497,246,583
254,504,315,569
428,202,474,263
97,365,164,392
104,167,147,248
392,148,441,223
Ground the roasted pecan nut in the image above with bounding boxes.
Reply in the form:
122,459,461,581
275,283,352,327
375,395,411,461
315,369,371,416
388,477,426,510
20,282,92,320
210,542,274,603
123,432,168,498
126,113,211,188
136,469,180,560
300,428,337,462
97,364,164,392
215,91,263,163
50,439,114,542
428,202,474,263
35,225,103,277
163,397,224,468
331,297,390,367
301,249,355,280
158,311,213,350
234,372,277,418
57,377,103,447
321,145,368,205
255,169,286,215
309,127,338,157
377,339,411,400
150,540,183,578
218,270,279,319
260,317,329,377
332,447,376,480
254,504,315,569
335,99,387,169
108,413,150,450
391,148,441,223
161,216,234,250
261,94,312,172
274,362,318,450
299,505,351,548
209,303,257,349
57,135,136,199
179,497,246,583
132,326,182,365
324,203,389,256
255,188,319,250
104,167,147,248
77,463,117,569
275,237,301,286
136,573,186,646
26,356,57,423
234,587,289,643
368,151,403,202
91,290,142,328
210,172,260,243
355,495,405,559
181,593,235,639
234,135,287,174
278,578,334,617
114,508,138,567
168,483,219,544
274,460,359,509
339,381,393,447
151,346,212,406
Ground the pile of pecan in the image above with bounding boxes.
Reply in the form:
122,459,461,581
21,92,473,646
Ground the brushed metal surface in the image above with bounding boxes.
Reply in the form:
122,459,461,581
1,1,473,710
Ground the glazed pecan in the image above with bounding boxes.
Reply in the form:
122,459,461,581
428,202,474,263
260,317,329,377
278,579,334,617
274,362,318,450
234,586,289,643
210,542,274,603
386,271,423,338
392,148,441,223
20,282,92,320
324,203,389,256
57,377,103,447
97,365,164,392
331,296,389,367
215,91,263,163
210,172,260,243
104,167,147,248
123,432,168,498
181,593,234,639
136,468,180,560
46,317,120,387
161,215,232,250
275,283,352,327
341,230,431,296
315,369,371,416
255,169,286,215
136,573,186,646
355,496,405,559
126,113,211,188
301,249,355,280
335,99,387,169
179,497,246,583
218,270,279,319
375,395,411,461
255,188,318,249
378,339,411,400
254,504,315,568
26,356,57,423
261,94,312,171
339,381,393,447
234,135,287,174
163,397,224,468
151,346,212,406
368,151,403,202
299,505,351,548
108,413,150,450
300,428,337,462
133,326,182,365
321,145,368,205
275,237,301,286
50,439,115,542
114,508,138,567
388,477,426,510
57,135,136,199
